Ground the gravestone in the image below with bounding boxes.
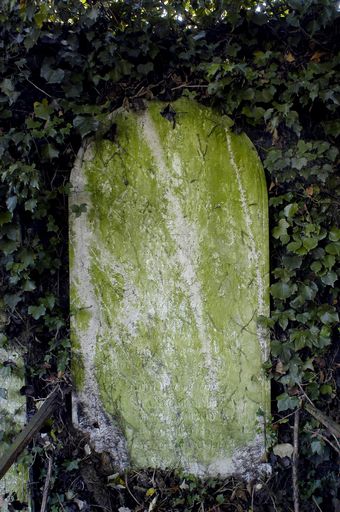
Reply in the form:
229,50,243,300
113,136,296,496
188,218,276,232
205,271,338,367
0,305,28,507
70,98,270,478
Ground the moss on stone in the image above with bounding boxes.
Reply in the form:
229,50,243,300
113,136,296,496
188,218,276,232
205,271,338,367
71,98,270,473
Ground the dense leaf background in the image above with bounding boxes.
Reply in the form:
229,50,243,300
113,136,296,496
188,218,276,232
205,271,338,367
0,1,339,510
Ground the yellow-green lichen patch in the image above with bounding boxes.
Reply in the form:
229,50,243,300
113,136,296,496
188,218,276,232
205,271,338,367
70,98,270,476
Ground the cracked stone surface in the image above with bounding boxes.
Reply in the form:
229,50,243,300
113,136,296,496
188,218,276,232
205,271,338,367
69,98,270,478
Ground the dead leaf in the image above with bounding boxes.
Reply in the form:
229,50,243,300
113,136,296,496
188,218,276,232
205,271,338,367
272,127,279,143
74,499,85,510
310,51,325,63
284,52,295,63
273,443,294,458
275,360,285,375
84,443,91,456
269,180,277,192
305,185,314,197
179,479,189,490
148,495,158,512
288,386,300,396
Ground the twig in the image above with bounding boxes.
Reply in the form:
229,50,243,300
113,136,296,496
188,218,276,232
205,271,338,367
312,496,323,512
40,455,53,512
292,409,300,512
124,472,141,506
270,494,279,512
332,433,340,451
304,402,340,438
0,386,68,480
297,383,314,406
272,410,297,425
305,428,340,456
251,485,255,511
57,494,66,511
171,83,209,90
24,76,54,99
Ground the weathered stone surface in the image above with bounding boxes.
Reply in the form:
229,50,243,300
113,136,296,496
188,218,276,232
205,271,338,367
70,98,270,477
0,305,28,504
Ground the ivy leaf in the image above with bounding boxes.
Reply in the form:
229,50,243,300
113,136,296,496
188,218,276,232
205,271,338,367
329,227,340,242
271,282,296,300
319,307,339,324
25,199,37,212
325,242,340,256
0,239,19,255
272,219,289,240
282,255,302,269
34,99,54,120
4,293,22,309
0,78,20,105
311,440,324,455
300,283,318,301
291,157,307,170
277,393,299,412
71,203,87,218
34,4,49,28
322,119,340,137
19,249,35,267
43,294,56,310
6,196,17,212
28,304,46,320
193,30,206,41
287,240,302,253
73,116,99,138
0,212,12,226
42,144,59,160
323,255,335,269
321,271,337,287
320,384,332,395
216,494,225,505
302,237,318,251
311,261,322,273
63,459,79,471
41,60,65,84
283,203,298,218
23,280,36,291
137,62,154,75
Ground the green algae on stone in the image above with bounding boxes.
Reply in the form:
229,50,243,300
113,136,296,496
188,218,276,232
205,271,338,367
70,98,270,477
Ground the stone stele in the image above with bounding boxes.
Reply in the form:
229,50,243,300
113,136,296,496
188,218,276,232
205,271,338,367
0,304,28,506
70,98,270,478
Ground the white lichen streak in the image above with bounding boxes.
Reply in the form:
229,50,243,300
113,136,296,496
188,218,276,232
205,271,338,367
225,131,268,361
70,144,129,466
139,111,218,406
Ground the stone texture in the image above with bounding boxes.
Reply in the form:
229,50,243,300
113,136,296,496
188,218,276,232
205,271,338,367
0,305,28,504
70,98,270,478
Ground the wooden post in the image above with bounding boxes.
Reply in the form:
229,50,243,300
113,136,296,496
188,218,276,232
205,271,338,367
0,387,68,481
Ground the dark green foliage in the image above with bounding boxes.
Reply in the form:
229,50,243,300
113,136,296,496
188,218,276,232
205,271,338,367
0,1,339,510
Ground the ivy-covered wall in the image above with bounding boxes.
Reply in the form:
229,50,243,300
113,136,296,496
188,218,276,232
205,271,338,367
0,1,339,510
